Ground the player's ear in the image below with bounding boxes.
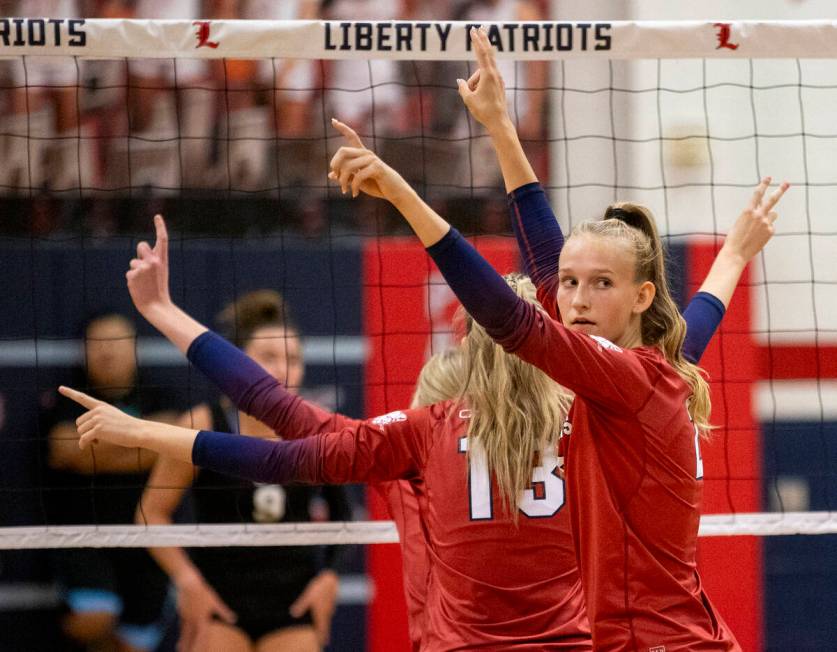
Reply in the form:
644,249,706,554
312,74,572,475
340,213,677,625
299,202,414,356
632,281,655,315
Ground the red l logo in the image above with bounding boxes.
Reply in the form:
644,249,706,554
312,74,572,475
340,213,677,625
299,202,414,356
193,21,219,49
714,22,739,50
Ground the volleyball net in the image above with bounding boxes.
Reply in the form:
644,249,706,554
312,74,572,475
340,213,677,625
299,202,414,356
0,15,835,569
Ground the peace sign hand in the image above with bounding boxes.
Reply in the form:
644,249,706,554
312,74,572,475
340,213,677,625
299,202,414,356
724,177,790,263
58,386,147,450
457,26,509,131
127,214,173,320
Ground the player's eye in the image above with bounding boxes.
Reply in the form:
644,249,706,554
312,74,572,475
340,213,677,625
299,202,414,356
560,276,577,287
596,277,612,288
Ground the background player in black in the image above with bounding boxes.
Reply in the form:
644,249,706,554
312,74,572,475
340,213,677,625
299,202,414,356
137,290,350,652
44,312,176,652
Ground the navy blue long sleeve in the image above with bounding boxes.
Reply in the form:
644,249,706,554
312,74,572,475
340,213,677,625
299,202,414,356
187,330,348,436
193,430,313,485
187,331,277,410
426,227,727,361
682,291,725,363
426,227,525,345
509,182,564,290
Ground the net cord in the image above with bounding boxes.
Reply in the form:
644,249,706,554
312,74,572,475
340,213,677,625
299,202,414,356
1,512,835,549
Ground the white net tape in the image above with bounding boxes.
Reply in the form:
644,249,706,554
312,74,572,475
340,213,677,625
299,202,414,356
1,513,835,549
2,19,837,61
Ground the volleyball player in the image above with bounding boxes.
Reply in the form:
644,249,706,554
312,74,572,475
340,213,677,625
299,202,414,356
137,290,350,652
61,210,771,651
321,37,789,651
62,268,596,649
117,216,445,650
460,26,775,338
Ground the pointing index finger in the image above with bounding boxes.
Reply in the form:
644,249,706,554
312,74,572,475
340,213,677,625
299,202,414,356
154,214,168,265
59,385,103,410
331,118,365,149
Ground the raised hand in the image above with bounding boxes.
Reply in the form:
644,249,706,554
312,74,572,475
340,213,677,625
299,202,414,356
329,118,408,200
697,177,791,308
59,386,147,450
457,26,510,132
127,214,173,319
723,177,790,263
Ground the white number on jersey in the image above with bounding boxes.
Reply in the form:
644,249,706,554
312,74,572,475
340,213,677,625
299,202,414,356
252,484,287,523
686,401,704,480
459,437,565,520
694,426,704,480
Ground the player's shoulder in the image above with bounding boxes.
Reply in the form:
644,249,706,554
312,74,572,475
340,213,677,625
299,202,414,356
632,346,692,404
424,399,471,425
367,401,469,434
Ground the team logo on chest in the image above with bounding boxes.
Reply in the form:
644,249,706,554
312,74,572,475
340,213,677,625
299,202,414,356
589,334,622,352
372,410,407,426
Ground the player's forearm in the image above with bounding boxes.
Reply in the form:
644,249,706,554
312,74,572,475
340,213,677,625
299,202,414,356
486,118,538,193
192,430,315,485
134,420,200,465
147,543,216,605
152,548,206,594
508,182,564,291
141,301,208,355
426,227,528,341
695,246,748,309
187,331,281,411
681,292,726,363
387,184,451,248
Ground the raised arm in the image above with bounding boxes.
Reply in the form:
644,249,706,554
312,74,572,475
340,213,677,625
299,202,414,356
458,27,536,194
128,216,358,438
186,330,359,437
458,28,564,308
328,119,530,340
681,177,789,362
696,177,788,308
61,386,426,486
127,214,207,353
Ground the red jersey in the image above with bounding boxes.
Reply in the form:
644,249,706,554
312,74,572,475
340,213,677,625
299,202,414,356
294,402,591,651
271,397,429,650
375,480,428,650
504,308,740,651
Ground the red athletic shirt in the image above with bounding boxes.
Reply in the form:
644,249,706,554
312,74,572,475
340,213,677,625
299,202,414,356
288,401,591,650
500,308,740,652
375,479,428,650
267,397,429,650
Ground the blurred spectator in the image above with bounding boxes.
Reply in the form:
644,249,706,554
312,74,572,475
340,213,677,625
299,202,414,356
201,0,326,192
445,0,548,192
323,0,406,136
1,1,88,192
246,0,321,138
128,0,207,133
43,312,177,652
